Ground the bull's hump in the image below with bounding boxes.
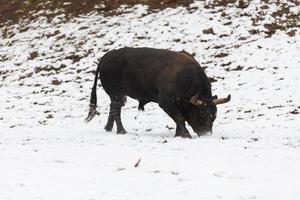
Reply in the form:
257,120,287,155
176,52,199,65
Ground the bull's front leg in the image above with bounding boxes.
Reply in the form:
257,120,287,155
158,96,191,138
173,115,190,138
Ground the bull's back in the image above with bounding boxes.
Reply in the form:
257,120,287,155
99,48,204,101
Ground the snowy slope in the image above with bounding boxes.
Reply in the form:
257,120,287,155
1,1,300,199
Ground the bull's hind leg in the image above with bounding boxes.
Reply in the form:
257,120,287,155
109,95,127,134
104,104,114,132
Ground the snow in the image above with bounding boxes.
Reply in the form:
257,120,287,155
1,1,300,199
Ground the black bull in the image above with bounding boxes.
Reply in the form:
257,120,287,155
85,47,230,138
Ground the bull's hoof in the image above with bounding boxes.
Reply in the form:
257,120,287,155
182,132,192,139
175,126,192,139
117,130,127,134
175,130,192,139
175,133,191,138
104,125,113,132
181,132,192,139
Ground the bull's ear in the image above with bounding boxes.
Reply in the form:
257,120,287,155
190,95,203,105
212,95,218,99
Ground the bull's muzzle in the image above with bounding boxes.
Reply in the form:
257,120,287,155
195,130,213,137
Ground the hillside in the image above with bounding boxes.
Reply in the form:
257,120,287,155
1,0,300,199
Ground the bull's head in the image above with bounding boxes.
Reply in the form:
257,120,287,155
183,94,231,136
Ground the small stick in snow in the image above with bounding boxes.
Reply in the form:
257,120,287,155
134,158,142,168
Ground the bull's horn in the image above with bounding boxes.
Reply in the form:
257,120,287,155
190,95,203,105
213,95,231,105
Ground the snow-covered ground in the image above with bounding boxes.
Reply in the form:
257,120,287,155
1,1,300,199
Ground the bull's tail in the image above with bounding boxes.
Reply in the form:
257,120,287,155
85,62,101,123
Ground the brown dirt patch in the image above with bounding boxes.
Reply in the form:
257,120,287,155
0,0,193,25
